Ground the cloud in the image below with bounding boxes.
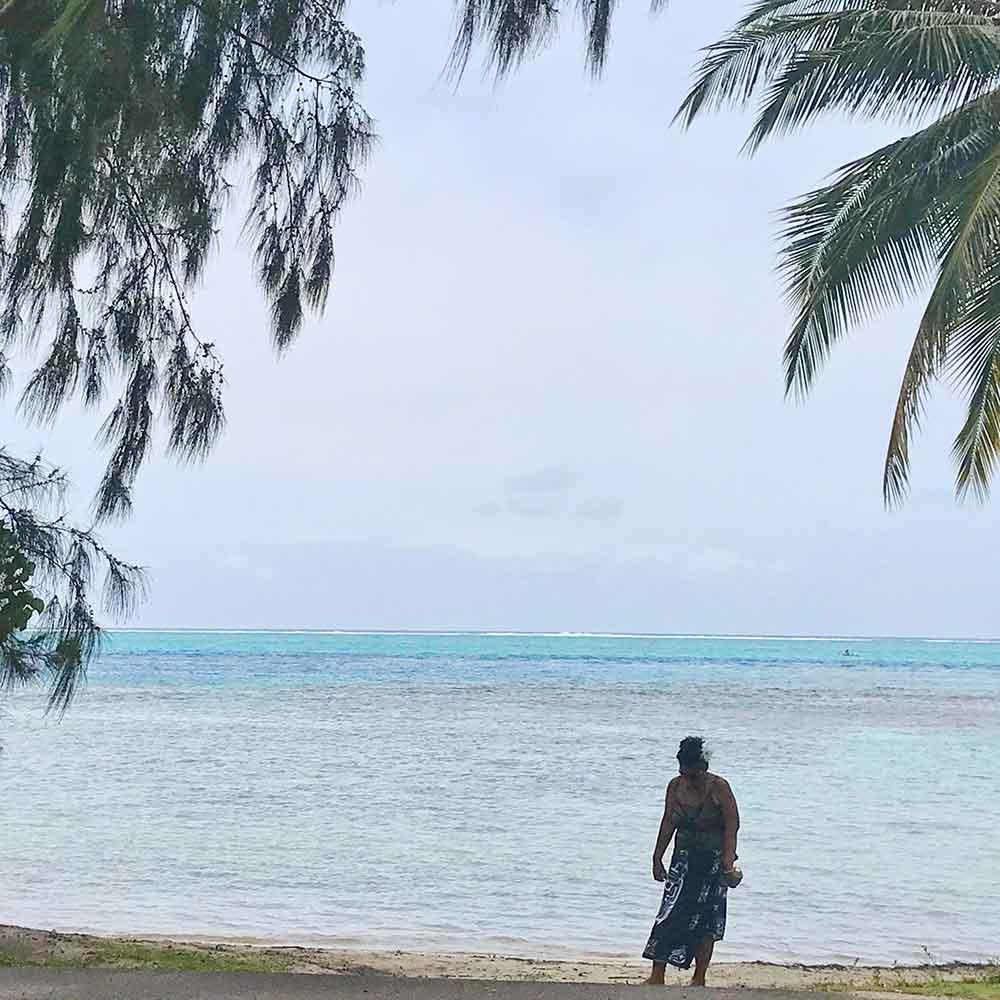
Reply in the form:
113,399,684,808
575,499,624,522
505,466,576,494
4,0,1000,636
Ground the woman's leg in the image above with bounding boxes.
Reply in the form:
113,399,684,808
644,961,667,985
691,937,715,986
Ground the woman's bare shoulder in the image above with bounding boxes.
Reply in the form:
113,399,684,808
709,774,735,798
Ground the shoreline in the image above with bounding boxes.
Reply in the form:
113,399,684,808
0,925,996,994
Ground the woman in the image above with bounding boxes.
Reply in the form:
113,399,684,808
643,736,740,987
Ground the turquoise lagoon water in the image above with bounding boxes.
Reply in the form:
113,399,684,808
1,631,997,965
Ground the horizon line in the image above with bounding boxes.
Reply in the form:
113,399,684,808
102,628,1000,643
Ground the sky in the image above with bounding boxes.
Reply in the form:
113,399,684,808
4,0,999,637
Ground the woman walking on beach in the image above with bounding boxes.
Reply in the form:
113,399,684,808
643,736,740,987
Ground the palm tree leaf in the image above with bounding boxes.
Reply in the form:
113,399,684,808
676,5,841,126
676,1,999,129
947,261,1000,499
38,0,104,49
884,134,1000,504
779,88,1000,397
736,0,840,27
953,351,1000,500
676,0,1000,499
882,320,948,505
745,10,1000,151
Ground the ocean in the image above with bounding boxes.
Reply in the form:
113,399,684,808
1,631,997,966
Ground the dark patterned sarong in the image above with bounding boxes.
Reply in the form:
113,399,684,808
642,846,727,969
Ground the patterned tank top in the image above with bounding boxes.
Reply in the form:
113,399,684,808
672,785,725,851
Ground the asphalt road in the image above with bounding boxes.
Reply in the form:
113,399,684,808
0,969,844,1000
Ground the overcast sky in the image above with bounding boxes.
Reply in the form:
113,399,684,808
4,0,999,637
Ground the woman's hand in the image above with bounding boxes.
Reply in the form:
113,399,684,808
652,857,667,882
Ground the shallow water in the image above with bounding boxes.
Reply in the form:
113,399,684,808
2,631,997,965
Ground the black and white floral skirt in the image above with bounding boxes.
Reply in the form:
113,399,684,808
643,846,727,969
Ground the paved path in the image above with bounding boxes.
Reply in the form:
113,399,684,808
0,970,842,1000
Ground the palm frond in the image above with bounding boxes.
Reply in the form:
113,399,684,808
882,319,947,506
736,0,860,29
676,2,1000,131
945,288,1000,498
945,234,1000,498
745,10,1000,150
674,0,1000,499
780,88,1000,397
884,136,1000,504
676,0,878,126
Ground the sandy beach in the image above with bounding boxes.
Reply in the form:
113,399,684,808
0,926,995,998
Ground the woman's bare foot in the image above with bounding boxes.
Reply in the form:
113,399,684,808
642,961,667,986
691,936,713,987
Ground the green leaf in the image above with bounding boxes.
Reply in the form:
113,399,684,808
744,10,1000,151
779,89,1000,397
884,133,1000,503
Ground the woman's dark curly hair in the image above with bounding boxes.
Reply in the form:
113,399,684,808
676,735,710,770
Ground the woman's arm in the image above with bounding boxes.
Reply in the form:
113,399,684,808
717,778,740,871
652,780,678,881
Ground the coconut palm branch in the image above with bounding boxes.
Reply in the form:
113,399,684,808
677,0,1000,502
